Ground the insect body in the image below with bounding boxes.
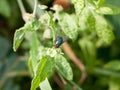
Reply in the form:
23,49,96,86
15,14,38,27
55,36,63,48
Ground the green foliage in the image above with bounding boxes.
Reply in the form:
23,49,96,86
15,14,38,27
13,28,25,51
0,51,27,90
0,37,10,59
0,0,11,17
55,54,73,80
13,19,41,51
96,4,120,15
58,13,78,40
29,31,40,69
72,0,85,15
97,0,106,7
31,56,54,90
78,37,97,73
109,78,120,90
40,78,52,90
87,10,96,31
104,60,120,71
7,0,120,90
95,14,115,44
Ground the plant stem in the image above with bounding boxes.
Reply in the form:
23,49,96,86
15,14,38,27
58,73,66,85
53,74,64,89
17,0,26,15
33,0,38,18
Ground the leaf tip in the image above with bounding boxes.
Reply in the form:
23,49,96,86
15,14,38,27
13,46,16,52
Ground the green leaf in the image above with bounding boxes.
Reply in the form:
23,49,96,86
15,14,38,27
109,78,120,90
95,15,115,44
30,57,54,90
78,7,96,31
79,38,96,60
0,0,11,17
38,4,48,10
87,0,96,6
24,20,41,31
38,46,48,59
46,48,57,57
58,13,78,40
31,20,41,30
104,60,120,71
78,7,88,31
55,54,73,80
49,12,57,42
13,28,25,51
95,68,120,77
96,4,120,15
28,57,34,76
97,0,106,7
13,20,38,52
78,38,96,70
72,0,85,15
29,31,40,71
40,78,52,90
87,10,96,31
13,19,41,51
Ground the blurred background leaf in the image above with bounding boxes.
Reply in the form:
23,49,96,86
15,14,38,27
0,0,11,18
